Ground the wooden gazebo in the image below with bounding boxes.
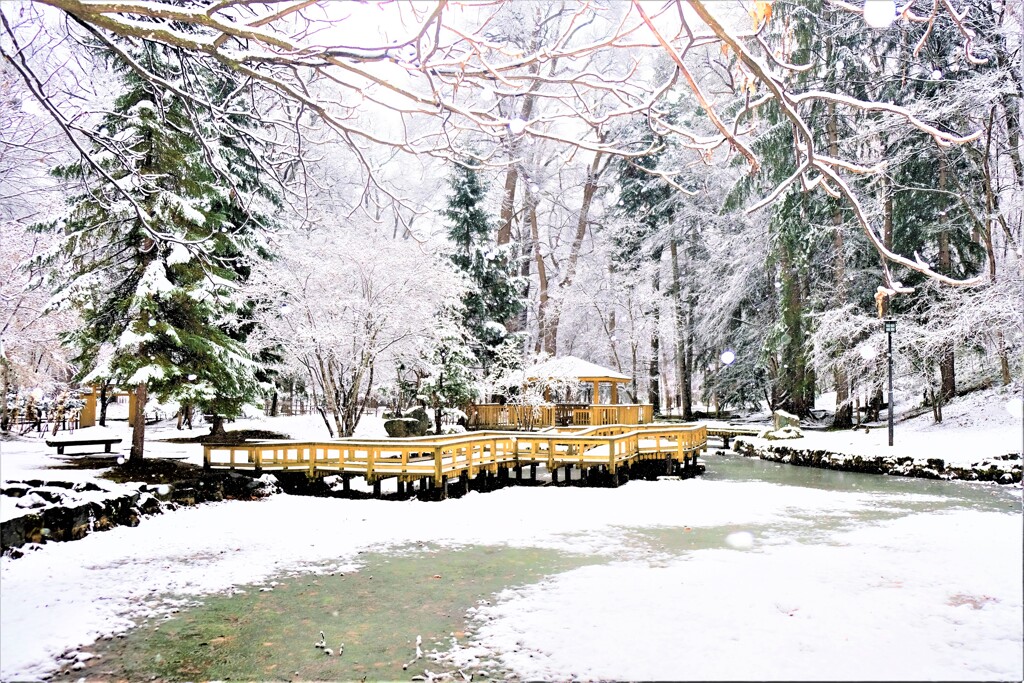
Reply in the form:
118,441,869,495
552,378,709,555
469,355,653,430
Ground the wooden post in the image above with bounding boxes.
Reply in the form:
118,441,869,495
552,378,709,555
552,467,559,483
397,480,405,496
434,447,443,488
610,382,618,406
440,476,448,500
373,480,382,498
80,388,97,428
343,475,351,492
530,463,537,480
203,445,211,470
254,447,263,476
564,464,572,483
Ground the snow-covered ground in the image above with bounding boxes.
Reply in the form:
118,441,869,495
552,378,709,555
739,384,1022,468
2,477,1020,681
1,393,1022,681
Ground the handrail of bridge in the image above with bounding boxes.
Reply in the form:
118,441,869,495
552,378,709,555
203,422,708,487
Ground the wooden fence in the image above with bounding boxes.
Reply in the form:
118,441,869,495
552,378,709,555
204,422,706,491
469,404,654,430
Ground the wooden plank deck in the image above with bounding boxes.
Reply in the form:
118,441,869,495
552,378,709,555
704,425,761,448
203,423,707,491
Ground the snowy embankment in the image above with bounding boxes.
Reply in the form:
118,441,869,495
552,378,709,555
734,386,1023,484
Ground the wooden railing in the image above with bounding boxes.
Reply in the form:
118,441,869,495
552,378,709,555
204,422,706,490
470,403,653,430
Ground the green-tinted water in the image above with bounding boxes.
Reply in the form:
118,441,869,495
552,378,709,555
79,546,593,682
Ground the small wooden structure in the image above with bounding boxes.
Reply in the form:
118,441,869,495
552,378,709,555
469,356,653,430
78,386,141,428
204,422,706,497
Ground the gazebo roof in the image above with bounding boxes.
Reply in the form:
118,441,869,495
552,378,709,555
524,355,631,383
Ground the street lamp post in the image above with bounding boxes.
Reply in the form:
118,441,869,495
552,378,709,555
884,318,896,447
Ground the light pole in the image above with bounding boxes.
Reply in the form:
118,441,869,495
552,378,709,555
884,318,896,447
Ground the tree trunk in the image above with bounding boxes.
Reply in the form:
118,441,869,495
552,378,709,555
317,352,345,436
270,390,279,417
938,162,956,401
670,232,691,419
99,383,109,426
649,270,661,415
129,382,147,463
545,151,604,351
208,414,227,438
828,101,852,428
0,358,9,433
530,201,554,354
497,168,519,247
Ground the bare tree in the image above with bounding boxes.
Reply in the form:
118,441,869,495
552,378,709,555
2,0,1000,295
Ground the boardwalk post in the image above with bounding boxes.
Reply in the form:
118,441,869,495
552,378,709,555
397,480,405,496
552,467,559,483
433,446,443,490
343,475,351,492
373,480,382,498
530,463,537,481
440,476,448,500
203,445,211,471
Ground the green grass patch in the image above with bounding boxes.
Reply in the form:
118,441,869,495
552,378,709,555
77,545,593,681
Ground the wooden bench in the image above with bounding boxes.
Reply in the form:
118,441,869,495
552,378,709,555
45,437,122,455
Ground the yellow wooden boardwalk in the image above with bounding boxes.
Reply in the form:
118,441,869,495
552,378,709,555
204,423,706,495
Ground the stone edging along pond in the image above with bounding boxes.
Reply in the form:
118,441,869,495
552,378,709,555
1,472,279,557
732,437,1022,485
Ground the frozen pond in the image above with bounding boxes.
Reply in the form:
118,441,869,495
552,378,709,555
1,449,1021,681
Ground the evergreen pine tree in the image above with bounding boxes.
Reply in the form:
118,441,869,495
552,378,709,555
35,44,277,461
443,164,523,369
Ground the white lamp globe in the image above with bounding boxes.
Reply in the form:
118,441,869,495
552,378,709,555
863,0,896,28
720,350,736,366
